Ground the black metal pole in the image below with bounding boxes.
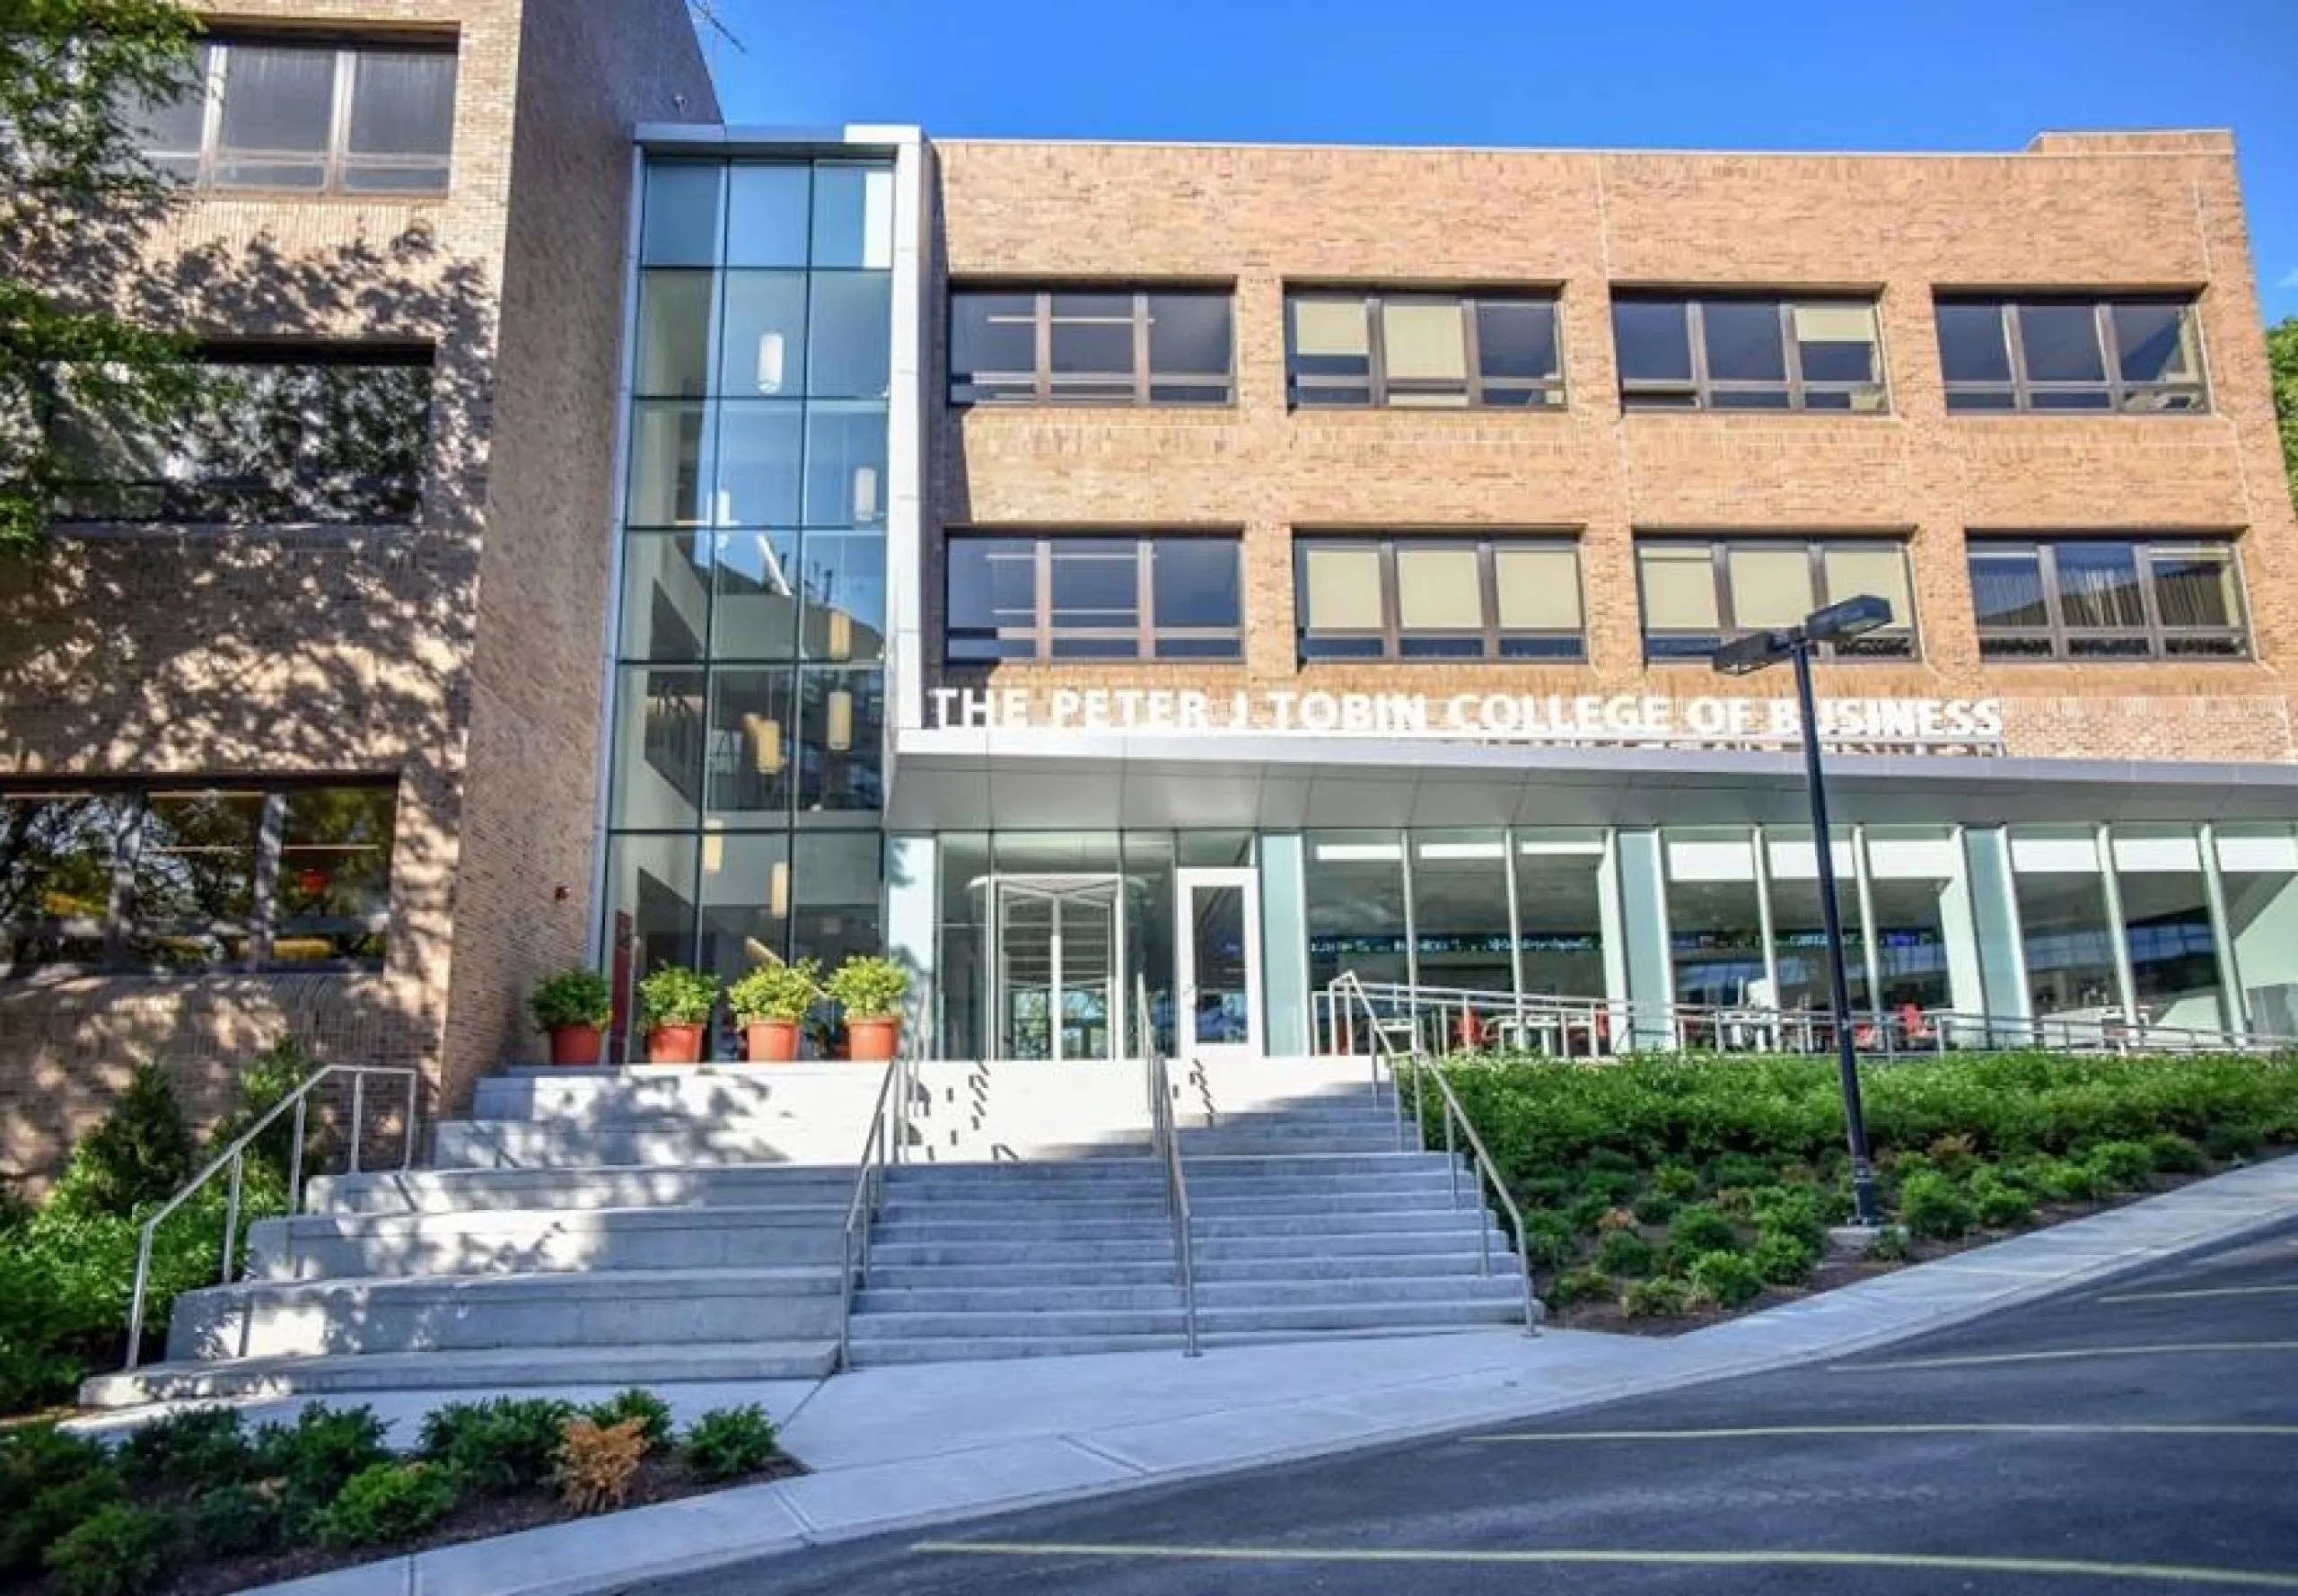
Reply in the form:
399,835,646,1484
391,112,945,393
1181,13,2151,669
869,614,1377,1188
1791,641,1883,1227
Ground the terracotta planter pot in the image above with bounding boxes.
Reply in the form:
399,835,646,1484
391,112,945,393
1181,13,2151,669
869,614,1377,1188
846,1016,900,1062
646,1022,706,1065
745,1018,802,1063
547,1024,603,1066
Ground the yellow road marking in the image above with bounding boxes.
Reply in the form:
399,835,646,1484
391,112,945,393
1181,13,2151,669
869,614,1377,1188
2101,1285,2298,1304
1834,1340,2298,1372
912,1539,2298,1589
1462,1423,2298,1443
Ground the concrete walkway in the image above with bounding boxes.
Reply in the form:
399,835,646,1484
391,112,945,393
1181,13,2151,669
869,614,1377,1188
79,1154,2298,1596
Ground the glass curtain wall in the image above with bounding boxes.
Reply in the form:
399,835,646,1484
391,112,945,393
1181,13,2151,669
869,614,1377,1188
1763,829,1867,1013
2008,828,2122,1023
2216,824,2298,1037
1662,830,1767,1010
606,156,895,1033
1862,828,1975,1020
2110,826,2229,1032
1513,831,1608,997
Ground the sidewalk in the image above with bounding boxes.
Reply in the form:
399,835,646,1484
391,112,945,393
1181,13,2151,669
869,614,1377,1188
104,1153,2298,1596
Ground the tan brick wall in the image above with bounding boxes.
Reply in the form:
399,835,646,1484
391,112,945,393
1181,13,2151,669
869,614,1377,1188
0,0,711,1187
925,134,2298,763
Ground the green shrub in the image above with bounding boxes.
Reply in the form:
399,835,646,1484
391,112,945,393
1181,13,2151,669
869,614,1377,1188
1619,1276,1692,1319
1582,1148,1642,1177
207,1037,319,1188
1747,1185,1837,1248
1969,1172,2037,1230
42,1503,174,1596
1592,1227,1655,1277
825,954,908,1019
530,968,616,1031
311,1461,460,1549
1685,1250,1766,1309
1545,1267,1614,1309
2145,1132,2208,1174
1651,1163,1701,1197
419,1397,575,1495
1665,1206,1741,1258
638,966,720,1027
1897,1170,1976,1240
1751,1232,1820,1286
1706,1153,1776,1191
1563,1193,1614,1234
3,1469,125,1580
2203,1119,2267,1161
1867,1226,1912,1262
680,1405,780,1483
48,1064,195,1219
120,1403,254,1493
1630,1191,1680,1226
0,1424,108,1519
189,1480,285,1557
1516,1212,1579,1269
2024,1157,2107,1203
726,959,822,1024
2084,1139,2157,1189
1580,1170,1641,1206
585,1389,675,1454
254,1403,391,1513
1517,1174,1576,1208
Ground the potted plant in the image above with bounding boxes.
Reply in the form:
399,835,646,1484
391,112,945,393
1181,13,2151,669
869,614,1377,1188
826,954,909,1062
727,959,820,1064
638,965,721,1064
531,967,613,1066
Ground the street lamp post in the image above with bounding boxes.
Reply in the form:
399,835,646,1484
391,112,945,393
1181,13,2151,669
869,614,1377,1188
1713,594,1890,1228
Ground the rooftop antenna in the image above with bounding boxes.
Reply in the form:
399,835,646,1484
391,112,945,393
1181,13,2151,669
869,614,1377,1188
689,0,750,78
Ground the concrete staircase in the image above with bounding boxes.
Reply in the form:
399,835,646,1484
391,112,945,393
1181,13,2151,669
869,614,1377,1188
80,1065,884,1407
843,1060,1527,1364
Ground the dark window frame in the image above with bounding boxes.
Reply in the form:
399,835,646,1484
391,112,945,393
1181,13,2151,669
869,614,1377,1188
1293,534,1587,662
1,778,397,978
1285,290,1566,409
1612,294,1889,413
1636,536,1920,662
944,533,1245,662
1935,296,2208,414
947,288,1234,407
1968,536,2250,661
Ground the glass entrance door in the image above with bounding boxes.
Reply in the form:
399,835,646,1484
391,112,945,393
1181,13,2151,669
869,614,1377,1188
1175,867,1262,1061
987,875,1124,1061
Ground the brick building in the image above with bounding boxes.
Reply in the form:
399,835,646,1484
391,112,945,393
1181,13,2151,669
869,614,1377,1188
9,40,2298,1185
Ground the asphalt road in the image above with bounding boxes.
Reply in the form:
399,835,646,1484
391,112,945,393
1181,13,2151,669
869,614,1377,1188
645,1221,2298,1595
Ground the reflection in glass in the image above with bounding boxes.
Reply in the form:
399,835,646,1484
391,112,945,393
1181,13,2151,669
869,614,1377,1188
1663,830,1764,1011
618,532,713,661
799,668,885,812
810,164,894,269
1764,829,1866,1012
611,668,707,829
605,833,700,979
1864,828,1969,1017
791,831,882,972
1409,832,1512,995
706,668,797,820
2010,828,2121,1020
803,403,888,528
131,792,262,968
0,794,134,969
2112,827,2228,1034
1306,833,1409,989
625,402,709,527
724,163,811,267
697,830,789,983
274,788,394,965
708,530,801,661
718,272,807,397
1513,832,1606,998
714,403,804,527
797,531,889,662
642,162,724,267
807,272,893,399
635,271,714,398
2216,824,2298,1038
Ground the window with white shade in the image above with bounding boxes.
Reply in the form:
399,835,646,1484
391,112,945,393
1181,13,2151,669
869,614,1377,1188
1636,537,1916,660
1285,292,1564,408
948,289,1232,405
1612,294,1886,411
1295,535,1584,660
132,36,457,196
1967,537,2247,660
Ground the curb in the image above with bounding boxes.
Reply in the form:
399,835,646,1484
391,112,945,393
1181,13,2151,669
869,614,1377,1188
244,1156,2298,1596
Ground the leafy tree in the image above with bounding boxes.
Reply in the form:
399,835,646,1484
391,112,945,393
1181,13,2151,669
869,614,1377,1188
2270,317,2298,515
1,0,200,557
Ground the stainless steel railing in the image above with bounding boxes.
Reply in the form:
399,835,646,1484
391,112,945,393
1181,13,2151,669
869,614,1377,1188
1136,975,1200,1357
837,1040,917,1369
125,1063,418,1371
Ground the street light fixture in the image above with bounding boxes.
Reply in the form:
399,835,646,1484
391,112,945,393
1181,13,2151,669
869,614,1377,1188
1712,594,1890,1228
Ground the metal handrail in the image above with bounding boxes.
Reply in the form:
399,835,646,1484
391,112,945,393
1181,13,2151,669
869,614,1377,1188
125,1063,418,1371
837,1046,909,1369
1136,975,1200,1357
1328,972,1539,1334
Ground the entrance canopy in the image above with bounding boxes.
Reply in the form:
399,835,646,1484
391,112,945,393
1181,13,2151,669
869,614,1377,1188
889,730,2298,832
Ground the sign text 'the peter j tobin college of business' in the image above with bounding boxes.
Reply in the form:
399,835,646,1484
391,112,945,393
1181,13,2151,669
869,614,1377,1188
926,688,2008,756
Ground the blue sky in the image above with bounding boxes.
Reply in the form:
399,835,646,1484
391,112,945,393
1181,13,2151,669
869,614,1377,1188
702,0,2298,325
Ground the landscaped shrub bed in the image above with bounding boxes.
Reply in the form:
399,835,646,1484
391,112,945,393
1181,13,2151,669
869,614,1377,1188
0,1392,796,1596
1419,1050,2298,1328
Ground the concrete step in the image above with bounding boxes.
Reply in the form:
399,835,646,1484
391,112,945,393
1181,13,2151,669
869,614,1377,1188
854,1283,1187,1313
81,1340,841,1408
167,1266,845,1361
880,1151,1452,1184
871,1217,1172,1243
472,1064,887,1120
874,1197,1169,1223
873,1208,1493,1242
843,1321,1489,1365
863,1229,1502,1269
306,1163,855,1216
846,1297,1525,1342
867,1258,1182,1288
1193,1250,1504,1282
851,1276,1514,1314
866,1240,1179,1268
431,1118,865,1170
247,1205,845,1281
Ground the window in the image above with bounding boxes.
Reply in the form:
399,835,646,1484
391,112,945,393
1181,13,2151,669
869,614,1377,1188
1968,537,2246,659
1,782,395,976
1612,295,1886,411
945,535,1243,662
948,290,1232,405
1286,292,1563,408
1294,536,1584,660
1934,297,2206,413
50,346,433,524
1636,538,1917,660
133,37,457,196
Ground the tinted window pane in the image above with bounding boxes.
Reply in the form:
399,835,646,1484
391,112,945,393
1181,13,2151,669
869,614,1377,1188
1792,303,1879,384
803,403,887,527
346,50,455,158
1936,303,2012,383
1969,550,2047,627
798,668,883,811
811,164,894,269
276,788,394,963
2113,303,2196,384
644,162,724,267
1637,545,1719,630
216,44,334,160
635,271,713,399
705,668,796,819
1146,295,1230,378
709,529,800,662
129,41,213,160
2017,304,2106,382
132,792,261,966
1395,547,1482,631
797,530,889,662
1475,301,1559,381
724,164,811,267
714,403,804,526
2151,550,2236,628
1152,539,1241,629
947,539,1036,633
1302,546,1384,631
1613,301,1693,383
950,293,1037,392
718,272,808,397
1048,541,1138,621
1381,301,1469,384
1048,294,1136,377
618,532,713,659
1702,303,1787,382
627,401,709,526
2055,543,2145,628
0,794,128,966
807,271,891,399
